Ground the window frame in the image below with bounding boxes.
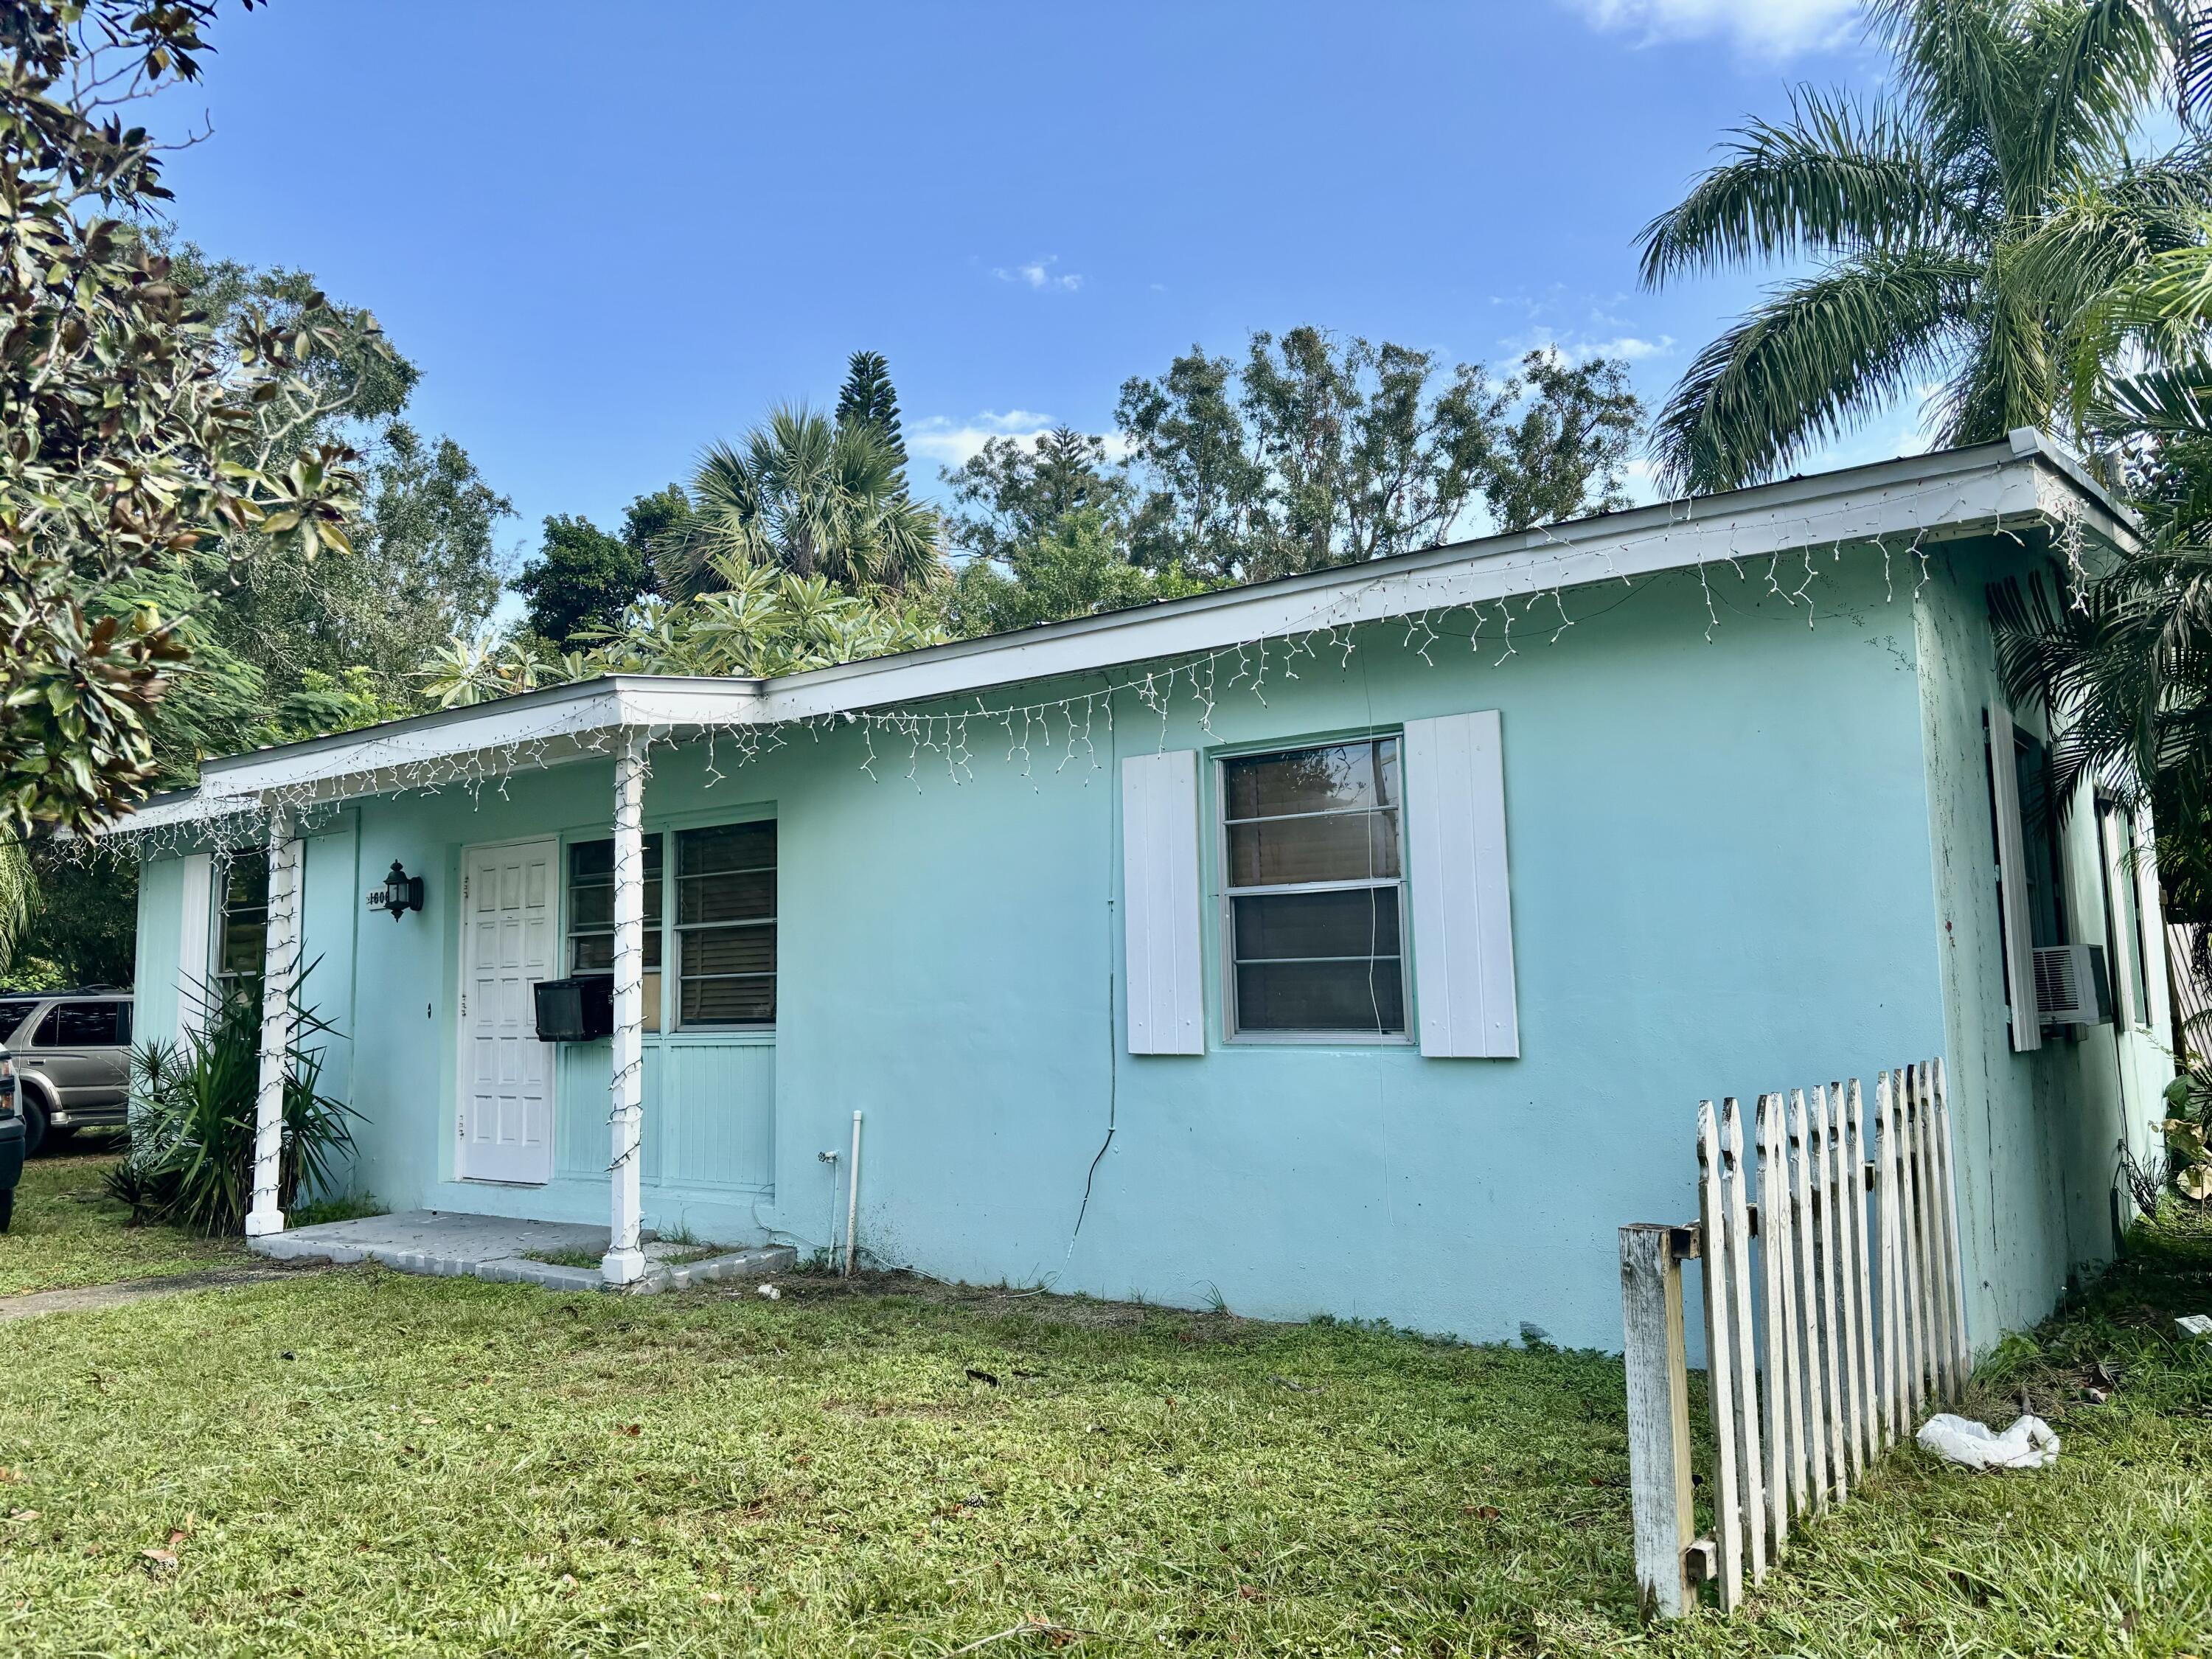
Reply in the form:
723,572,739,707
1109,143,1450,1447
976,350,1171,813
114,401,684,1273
1214,734,1413,1046
210,850,270,1009
671,819,777,1033
557,809,777,1038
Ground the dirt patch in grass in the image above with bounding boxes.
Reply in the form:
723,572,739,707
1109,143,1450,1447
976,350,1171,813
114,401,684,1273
0,1146,244,1296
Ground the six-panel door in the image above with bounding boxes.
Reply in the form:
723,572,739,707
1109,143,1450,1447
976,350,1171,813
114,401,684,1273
459,838,557,1184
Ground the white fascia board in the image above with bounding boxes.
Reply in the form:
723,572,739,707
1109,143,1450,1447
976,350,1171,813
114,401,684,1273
113,436,2118,821
104,788,209,835
753,440,2078,721
187,678,770,807
198,683,629,804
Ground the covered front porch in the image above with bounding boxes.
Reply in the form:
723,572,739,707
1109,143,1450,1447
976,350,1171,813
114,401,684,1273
118,678,799,1289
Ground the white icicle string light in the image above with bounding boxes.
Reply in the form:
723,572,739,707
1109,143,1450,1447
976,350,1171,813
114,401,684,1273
77,487,2027,858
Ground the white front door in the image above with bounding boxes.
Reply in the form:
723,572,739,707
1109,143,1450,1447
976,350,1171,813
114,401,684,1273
459,838,557,1184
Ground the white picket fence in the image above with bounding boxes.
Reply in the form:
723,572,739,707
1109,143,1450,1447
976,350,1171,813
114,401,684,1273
1618,1059,1971,1617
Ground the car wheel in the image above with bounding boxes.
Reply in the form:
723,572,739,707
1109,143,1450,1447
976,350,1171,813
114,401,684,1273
21,1096,46,1158
0,1186,11,1232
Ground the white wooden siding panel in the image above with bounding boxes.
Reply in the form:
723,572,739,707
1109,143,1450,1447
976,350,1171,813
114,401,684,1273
176,852,213,1046
1121,750,1205,1054
1986,702,2042,1053
1405,710,1519,1057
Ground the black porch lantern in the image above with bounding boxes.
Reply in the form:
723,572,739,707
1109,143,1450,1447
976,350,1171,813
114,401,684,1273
378,860,425,920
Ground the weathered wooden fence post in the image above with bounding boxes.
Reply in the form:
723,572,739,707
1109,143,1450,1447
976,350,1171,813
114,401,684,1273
1626,1057,1971,1620
1619,1221,1700,1618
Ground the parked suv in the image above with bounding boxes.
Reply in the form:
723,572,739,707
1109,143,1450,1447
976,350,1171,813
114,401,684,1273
0,990,133,1156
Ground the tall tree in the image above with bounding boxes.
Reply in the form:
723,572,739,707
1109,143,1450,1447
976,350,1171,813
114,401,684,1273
515,514,651,647
1638,0,2205,493
835,350,908,472
0,3,373,834
1484,353,1644,532
1116,329,1643,582
943,427,1131,564
947,509,1205,637
658,406,942,596
165,248,510,708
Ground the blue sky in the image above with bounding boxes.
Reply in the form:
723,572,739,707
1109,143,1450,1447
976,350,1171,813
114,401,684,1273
153,0,1894,573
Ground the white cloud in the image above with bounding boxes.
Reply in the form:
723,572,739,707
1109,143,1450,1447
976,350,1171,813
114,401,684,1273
1562,0,1858,57
1588,333,1674,362
991,255,1082,293
909,409,1056,467
909,413,1132,470
1500,326,1675,366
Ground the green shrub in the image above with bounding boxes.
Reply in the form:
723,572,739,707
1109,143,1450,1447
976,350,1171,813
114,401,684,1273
110,973,359,1234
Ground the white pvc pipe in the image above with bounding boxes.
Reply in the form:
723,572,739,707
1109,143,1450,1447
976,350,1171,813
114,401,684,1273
844,1110,863,1278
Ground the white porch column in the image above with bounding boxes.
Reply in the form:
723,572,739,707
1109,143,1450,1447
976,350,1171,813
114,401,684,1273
602,731,649,1285
246,807,301,1238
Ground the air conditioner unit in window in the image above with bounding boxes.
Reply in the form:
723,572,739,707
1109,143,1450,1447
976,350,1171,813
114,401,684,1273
2032,943,2112,1026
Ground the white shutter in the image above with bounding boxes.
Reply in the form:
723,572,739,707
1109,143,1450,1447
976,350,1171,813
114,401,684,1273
1403,710,1519,1058
1986,702,2042,1053
2133,804,2169,1036
1121,749,1205,1054
177,851,214,1046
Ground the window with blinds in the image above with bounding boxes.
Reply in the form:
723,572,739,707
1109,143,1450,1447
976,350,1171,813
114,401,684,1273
567,835,663,1032
674,821,776,1028
1221,738,1406,1037
213,853,269,1007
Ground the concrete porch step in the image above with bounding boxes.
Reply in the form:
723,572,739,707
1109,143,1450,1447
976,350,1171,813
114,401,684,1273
249,1209,796,1294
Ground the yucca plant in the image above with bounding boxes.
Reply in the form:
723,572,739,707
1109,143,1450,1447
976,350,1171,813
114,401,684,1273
111,970,359,1234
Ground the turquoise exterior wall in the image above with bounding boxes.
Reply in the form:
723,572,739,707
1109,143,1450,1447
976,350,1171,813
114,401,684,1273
136,544,2154,1349
1913,540,2171,1344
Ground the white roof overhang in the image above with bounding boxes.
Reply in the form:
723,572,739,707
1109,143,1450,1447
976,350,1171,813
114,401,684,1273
108,429,2131,832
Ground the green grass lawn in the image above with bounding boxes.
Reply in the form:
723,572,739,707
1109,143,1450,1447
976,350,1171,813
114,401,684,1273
2,1156,2210,1656
0,1140,245,1296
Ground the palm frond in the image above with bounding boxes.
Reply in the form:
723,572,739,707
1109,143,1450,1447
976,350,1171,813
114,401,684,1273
1865,0,2021,186
1638,88,1968,285
2022,0,2175,190
1650,248,1975,493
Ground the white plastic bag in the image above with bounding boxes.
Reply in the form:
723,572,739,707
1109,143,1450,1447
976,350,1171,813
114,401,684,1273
1916,1413,2061,1470
2177,1314,2212,1338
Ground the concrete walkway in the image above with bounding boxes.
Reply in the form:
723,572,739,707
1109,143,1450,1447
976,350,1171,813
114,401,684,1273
0,1264,323,1322
248,1209,795,1293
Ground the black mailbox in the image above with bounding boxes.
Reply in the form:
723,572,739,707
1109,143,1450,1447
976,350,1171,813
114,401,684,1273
533,975,613,1042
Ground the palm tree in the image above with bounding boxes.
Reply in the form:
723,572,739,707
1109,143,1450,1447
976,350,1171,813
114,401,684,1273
1640,0,2208,494
659,406,942,597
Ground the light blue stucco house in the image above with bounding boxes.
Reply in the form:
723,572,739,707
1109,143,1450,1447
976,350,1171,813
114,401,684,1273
119,432,2171,1351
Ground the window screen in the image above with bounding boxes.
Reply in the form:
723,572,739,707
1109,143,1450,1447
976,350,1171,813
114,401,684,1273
567,836,664,973
675,821,776,1028
2013,734,2067,950
214,853,269,1004
1222,738,1405,1036
568,836,664,1032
